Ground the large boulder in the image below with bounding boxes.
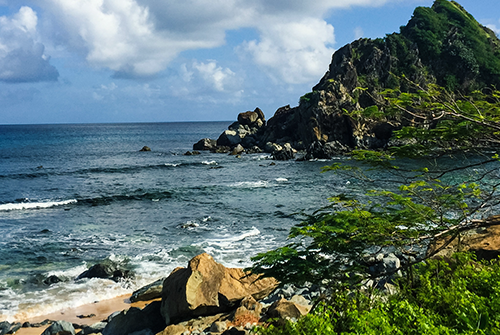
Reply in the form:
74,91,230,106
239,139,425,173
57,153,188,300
160,253,278,325
193,138,217,151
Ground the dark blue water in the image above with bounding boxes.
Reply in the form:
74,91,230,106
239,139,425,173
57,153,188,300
0,122,349,321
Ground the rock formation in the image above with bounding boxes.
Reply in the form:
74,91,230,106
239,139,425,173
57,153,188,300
160,253,278,325
195,0,500,160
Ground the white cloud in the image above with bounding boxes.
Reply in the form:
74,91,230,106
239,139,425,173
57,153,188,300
39,0,398,81
241,18,335,84
0,6,58,83
486,20,500,36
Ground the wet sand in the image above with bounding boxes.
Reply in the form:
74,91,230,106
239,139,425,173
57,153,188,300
14,295,160,335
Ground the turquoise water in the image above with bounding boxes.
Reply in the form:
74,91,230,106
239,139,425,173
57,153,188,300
0,122,350,321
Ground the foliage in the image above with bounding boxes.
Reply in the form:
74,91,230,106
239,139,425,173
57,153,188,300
250,83,500,286
255,253,500,334
347,0,500,94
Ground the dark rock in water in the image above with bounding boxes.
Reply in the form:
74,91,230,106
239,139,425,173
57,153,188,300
102,301,165,335
21,322,31,328
230,144,245,156
44,275,62,286
130,278,164,302
41,321,75,335
193,138,217,151
183,151,201,156
139,146,151,152
0,322,11,335
77,260,133,282
304,141,349,160
221,327,246,335
212,146,230,154
76,314,96,319
272,143,296,161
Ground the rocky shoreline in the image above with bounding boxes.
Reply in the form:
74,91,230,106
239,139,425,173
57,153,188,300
3,222,500,335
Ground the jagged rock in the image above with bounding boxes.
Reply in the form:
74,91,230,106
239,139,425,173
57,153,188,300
304,141,349,160
272,143,295,161
238,111,259,126
160,253,278,325
140,146,151,152
41,321,75,335
266,298,311,320
77,260,133,282
130,278,164,302
217,130,243,147
230,144,245,156
102,301,165,335
193,138,217,151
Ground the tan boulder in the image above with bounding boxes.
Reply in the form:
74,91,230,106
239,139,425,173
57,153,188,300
427,220,500,261
161,253,278,325
267,298,311,320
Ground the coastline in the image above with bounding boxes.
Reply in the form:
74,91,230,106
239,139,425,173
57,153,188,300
13,295,159,335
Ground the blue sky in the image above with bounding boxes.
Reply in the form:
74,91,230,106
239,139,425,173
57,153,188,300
0,0,498,125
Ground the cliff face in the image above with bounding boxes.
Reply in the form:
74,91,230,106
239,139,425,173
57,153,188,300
258,0,500,158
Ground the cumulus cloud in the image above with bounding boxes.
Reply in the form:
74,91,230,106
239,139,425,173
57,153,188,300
169,60,242,103
0,7,58,83
241,18,335,84
41,0,397,82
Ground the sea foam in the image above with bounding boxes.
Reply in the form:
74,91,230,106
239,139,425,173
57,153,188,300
0,199,77,211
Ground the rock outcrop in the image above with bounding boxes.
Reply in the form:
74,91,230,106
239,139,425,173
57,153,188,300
160,253,278,325
195,1,500,160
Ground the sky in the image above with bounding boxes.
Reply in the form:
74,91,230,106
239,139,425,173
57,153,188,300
0,0,498,124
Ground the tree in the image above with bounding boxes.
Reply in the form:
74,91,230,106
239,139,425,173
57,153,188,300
250,82,500,287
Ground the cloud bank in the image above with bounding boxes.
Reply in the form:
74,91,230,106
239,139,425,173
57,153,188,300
0,6,58,83
5,0,397,84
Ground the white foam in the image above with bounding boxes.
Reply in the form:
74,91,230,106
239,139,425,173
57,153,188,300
164,163,180,167
0,199,77,211
275,177,288,182
229,181,268,188
202,161,218,165
195,227,261,249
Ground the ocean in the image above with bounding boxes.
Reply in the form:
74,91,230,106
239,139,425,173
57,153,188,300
0,122,352,322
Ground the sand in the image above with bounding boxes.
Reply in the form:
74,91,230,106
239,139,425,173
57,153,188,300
13,295,160,335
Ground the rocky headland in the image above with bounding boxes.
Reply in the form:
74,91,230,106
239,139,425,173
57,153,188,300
194,0,500,160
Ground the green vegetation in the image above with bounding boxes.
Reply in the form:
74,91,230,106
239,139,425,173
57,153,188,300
348,0,500,93
256,253,500,334
250,2,500,333
251,82,500,333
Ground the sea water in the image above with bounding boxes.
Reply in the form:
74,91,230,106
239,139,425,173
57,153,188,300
0,122,353,322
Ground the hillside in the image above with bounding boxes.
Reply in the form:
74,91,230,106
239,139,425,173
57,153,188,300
202,0,500,159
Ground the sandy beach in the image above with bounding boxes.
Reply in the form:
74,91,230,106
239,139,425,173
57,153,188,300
14,295,160,335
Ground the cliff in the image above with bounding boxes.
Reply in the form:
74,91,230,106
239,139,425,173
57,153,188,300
196,0,500,159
